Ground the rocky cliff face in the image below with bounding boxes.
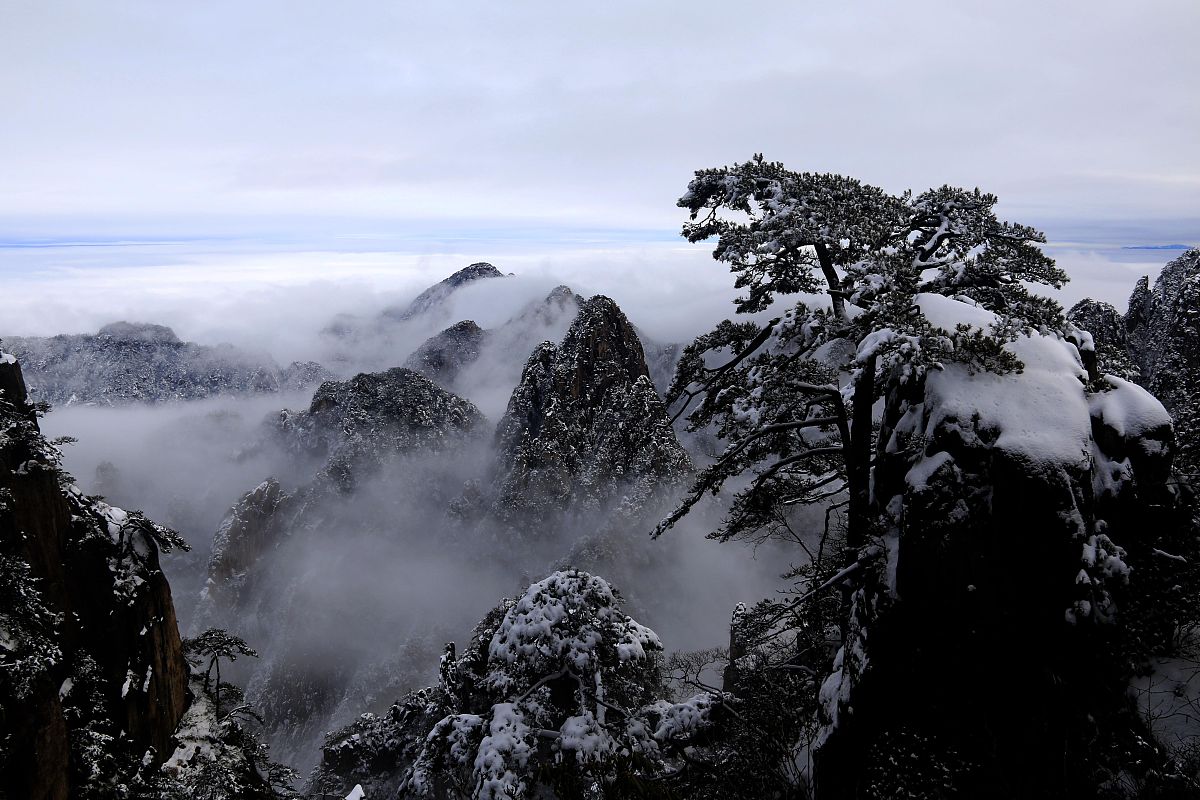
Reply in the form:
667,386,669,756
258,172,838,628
204,478,289,615
200,368,488,767
0,354,190,798
404,320,488,385
272,367,486,493
207,368,487,608
1066,297,1136,379
1124,250,1200,413
2,322,331,406
1070,248,1200,471
814,303,1193,798
491,295,691,529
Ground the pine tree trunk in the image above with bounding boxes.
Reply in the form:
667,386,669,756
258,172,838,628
845,353,876,554
815,243,847,322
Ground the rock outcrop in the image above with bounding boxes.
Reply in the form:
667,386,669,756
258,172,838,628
1124,249,1200,413
272,367,486,493
203,478,289,614
201,369,488,768
404,320,488,385
206,368,486,608
491,295,691,528
814,301,1191,798
0,353,190,798
2,322,332,406
1070,248,1200,471
1066,297,1136,379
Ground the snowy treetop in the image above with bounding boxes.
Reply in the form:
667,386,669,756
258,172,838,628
487,570,661,692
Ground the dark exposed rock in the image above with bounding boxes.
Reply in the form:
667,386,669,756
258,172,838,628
0,353,190,798
1068,298,1126,352
1067,298,1136,380
1125,250,1200,412
404,320,488,385
2,323,333,406
272,367,486,493
1073,249,1200,472
382,262,507,322
203,369,488,767
491,295,691,527
204,478,289,614
206,368,485,610
815,320,1187,798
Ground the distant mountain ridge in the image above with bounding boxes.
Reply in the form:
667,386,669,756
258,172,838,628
2,322,332,406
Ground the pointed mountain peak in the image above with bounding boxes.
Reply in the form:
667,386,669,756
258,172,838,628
447,262,505,285
491,294,689,527
385,262,509,322
404,320,489,385
545,284,581,306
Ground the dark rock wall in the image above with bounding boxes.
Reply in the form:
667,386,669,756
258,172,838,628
0,356,190,799
491,295,691,528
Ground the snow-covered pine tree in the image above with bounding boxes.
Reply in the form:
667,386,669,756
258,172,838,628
657,158,1200,797
657,154,1066,553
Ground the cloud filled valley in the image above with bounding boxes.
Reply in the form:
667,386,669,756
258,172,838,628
22,263,787,773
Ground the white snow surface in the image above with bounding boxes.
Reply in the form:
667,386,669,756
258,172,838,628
649,693,718,742
919,299,1092,469
0,352,16,365
1089,375,1172,438
472,703,533,800
915,292,998,332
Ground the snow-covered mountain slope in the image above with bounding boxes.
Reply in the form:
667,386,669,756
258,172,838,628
1070,247,1200,470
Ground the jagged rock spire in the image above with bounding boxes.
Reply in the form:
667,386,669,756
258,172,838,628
491,295,690,527
404,320,488,386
